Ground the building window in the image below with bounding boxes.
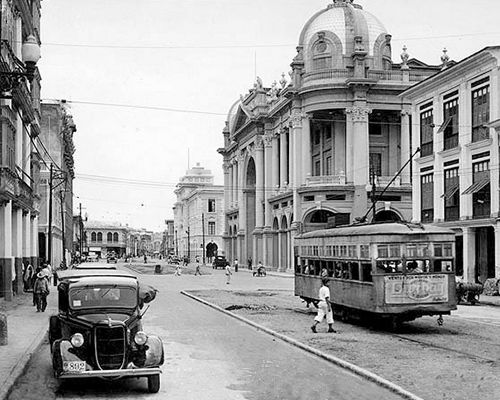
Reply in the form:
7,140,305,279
91,232,97,242
444,167,459,221
312,40,332,70
420,109,434,157
467,160,490,218
97,232,103,242
442,98,459,150
107,232,113,242
208,199,216,213
421,173,434,222
113,232,119,242
208,221,216,235
472,85,490,142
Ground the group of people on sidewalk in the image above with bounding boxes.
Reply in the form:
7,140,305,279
22,261,53,312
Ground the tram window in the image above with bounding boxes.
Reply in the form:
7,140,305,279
340,246,347,257
378,245,389,258
434,260,453,272
389,245,401,258
313,246,319,256
341,262,350,279
407,244,417,257
327,261,334,277
348,245,357,258
334,262,342,278
333,246,338,257
360,245,370,259
350,262,360,280
326,246,332,256
361,263,372,282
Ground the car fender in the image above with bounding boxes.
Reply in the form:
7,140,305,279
144,335,164,366
52,339,94,373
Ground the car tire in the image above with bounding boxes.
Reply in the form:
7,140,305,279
49,316,61,349
147,374,160,393
52,341,63,374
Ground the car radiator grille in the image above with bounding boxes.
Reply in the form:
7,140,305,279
95,325,126,370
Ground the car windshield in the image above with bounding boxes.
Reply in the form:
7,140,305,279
69,286,137,310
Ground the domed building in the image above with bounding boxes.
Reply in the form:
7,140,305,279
218,0,442,271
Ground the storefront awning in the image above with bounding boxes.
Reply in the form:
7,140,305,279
462,178,490,195
441,183,459,199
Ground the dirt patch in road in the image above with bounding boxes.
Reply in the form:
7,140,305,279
187,289,500,400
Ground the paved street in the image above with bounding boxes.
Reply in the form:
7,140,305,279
8,263,412,400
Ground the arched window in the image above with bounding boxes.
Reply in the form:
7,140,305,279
312,35,332,71
97,232,103,242
113,232,119,242
91,232,97,242
107,232,113,242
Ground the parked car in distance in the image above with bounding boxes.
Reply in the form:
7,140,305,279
49,269,164,393
107,252,117,263
212,255,229,269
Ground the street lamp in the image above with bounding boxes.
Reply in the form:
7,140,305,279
0,35,41,98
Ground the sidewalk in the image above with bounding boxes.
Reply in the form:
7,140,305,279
0,290,56,400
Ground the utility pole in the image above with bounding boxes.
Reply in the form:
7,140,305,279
79,203,83,255
48,164,53,265
60,190,66,268
186,226,190,262
202,213,206,265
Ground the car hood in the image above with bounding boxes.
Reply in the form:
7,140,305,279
75,312,134,324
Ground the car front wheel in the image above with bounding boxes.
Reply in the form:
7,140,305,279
147,374,160,393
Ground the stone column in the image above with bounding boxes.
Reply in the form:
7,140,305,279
272,133,279,192
31,215,39,268
237,150,246,262
263,132,274,268
345,112,354,183
232,159,238,208
400,109,411,184
462,227,475,282
12,207,23,295
302,114,311,179
255,136,265,229
223,161,230,214
0,202,13,301
346,106,371,220
279,128,288,188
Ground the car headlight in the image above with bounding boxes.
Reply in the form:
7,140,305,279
70,333,84,348
134,331,148,346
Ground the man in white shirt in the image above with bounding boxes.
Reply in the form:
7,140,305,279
311,278,336,333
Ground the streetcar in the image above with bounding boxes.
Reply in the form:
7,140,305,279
294,221,458,328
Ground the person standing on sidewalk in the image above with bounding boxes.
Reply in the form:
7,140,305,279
225,262,232,284
33,271,50,312
311,278,336,333
233,258,239,273
194,259,202,276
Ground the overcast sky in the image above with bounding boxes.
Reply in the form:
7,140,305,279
38,0,500,231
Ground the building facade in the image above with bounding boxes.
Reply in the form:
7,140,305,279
38,101,76,269
84,221,128,258
218,0,442,271
173,164,224,263
402,46,500,284
0,0,42,299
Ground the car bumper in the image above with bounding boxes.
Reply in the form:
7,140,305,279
59,366,161,379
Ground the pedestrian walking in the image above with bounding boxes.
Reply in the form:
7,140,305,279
225,262,232,284
233,258,239,272
175,265,182,276
23,262,34,292
33,271,50,312
311,278,336,334
194,259,202,276
247,257,252,270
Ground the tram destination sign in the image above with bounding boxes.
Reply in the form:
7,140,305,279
384,274,449,304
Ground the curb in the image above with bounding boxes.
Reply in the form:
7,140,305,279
0,323,48,400
181,290,424,400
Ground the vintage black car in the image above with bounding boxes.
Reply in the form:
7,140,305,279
49,269,164,393
106,252,117,263
212,255,229,269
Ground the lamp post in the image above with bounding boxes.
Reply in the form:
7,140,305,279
0,35,41,98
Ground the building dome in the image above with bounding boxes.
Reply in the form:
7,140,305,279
298,0,391,72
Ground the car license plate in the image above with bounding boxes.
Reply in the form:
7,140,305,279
63,361,86,372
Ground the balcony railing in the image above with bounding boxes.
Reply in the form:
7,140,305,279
472,126,489,143
302,68,435,85
305,175,346,186
420,142,434,157
0,167,17,202
444,135,459,151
